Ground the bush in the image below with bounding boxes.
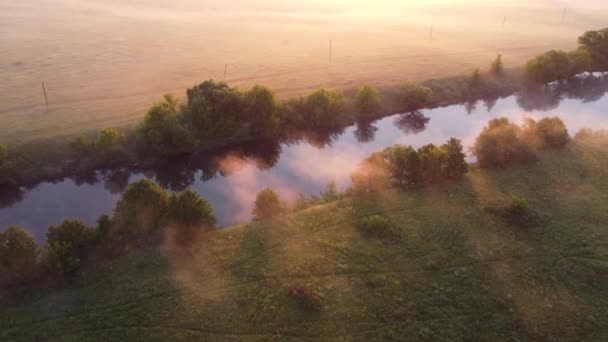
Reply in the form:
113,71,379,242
359,214,398,240
399,84,434,112
253,187,282,220
95,128,120,160
46,220,95,274
504,197,544,228
356,85,381,121
167,190,216,245
472,118,536,168
0,227,38,286
114,179,169,243
490,54,504,76
288,285,322,312
320,180,339,202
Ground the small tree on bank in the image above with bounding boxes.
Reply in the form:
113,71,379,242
46,220,95,274
253,188,282,221
0,226,38,286
355,85,381,121
167,190,216,244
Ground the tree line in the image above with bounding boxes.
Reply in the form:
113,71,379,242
525,28,608,85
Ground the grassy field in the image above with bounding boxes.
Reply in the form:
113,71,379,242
2,0,607,145
1,140,608,341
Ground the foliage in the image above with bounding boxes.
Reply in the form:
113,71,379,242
577,28,608,71
355,85,381,120
567,49,593,75
525,50,572,84
0,226,38,286
46,220,94,274
442,138,469,180
472,118,536,168
503,197,545,228
253,187,282,220
320,180,339,202
242,85,281,139
139,94,196,157
382,145,421,187
113,179,169,242
183,80,243,138
167,190,216,245
418,144,448,184
399,84,434,111
95,128,120,158
490,54,504,76
305,88,348,128
524,117,569,149
288,285,322,312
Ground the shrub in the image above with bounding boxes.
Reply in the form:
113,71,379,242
359,214,398,240
356,85,381,120
288,285,322,312
321,180,339,202
47,220,95,274
490,54,504,76
472,118,536,168
253,187,282,220
504,197,544,228
442,138,469,180
0,227,38,286
114,179,169,243
167,190,216,244
399,84,434,112
95,128,120,159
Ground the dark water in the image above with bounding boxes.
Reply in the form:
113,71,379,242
2,79,608,241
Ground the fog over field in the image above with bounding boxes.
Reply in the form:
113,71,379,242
1,0,606,143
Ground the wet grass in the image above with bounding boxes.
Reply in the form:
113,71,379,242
2,137,608,341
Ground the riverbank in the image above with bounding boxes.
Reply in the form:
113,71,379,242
2,134,608,341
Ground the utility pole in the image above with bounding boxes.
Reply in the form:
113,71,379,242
41,82,48,106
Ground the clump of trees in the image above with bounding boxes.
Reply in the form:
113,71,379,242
525,27,608,85
282,88,348,129
351,138,468,193
472,117,569,169
0,178,217,288
253,187,283,221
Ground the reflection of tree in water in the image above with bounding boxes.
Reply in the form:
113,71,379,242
465,100,477,115
483,97,498,113
151,158,196,192
73,170,99,186
0,183,23,208
394,111,430,135
354,121,378,143
103,169,131,195
517,75,608,112
241,140,281,170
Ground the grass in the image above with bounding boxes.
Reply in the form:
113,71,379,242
2,137,608,340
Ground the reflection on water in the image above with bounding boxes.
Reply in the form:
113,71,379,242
2,76,608,240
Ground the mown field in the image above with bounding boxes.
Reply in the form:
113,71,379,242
1,137,608,341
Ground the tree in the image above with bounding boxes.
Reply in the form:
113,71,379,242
399,84,434,112
242,85,281,139
490,54,504,76
321,180,339,202
253,187,282,220
567,49,592,76
382,145,421,187
183,80,243,139
95,128,120,162
0,226,38,286
442,138,469,180
525,50,571,84
355,85,381,121
303,88,348,128
46,220,94,274
167,190,216,244
139,94,196,157
472,118,536,168
471,68,481,86
577,28,608,71
526,117,570,149
114,179,169,242
417,144,447,184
